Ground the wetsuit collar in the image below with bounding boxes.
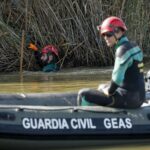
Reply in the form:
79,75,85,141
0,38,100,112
115,35,129,50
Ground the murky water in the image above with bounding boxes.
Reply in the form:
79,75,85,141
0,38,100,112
77,143,150,150
0,68,150,150
0,68,111,93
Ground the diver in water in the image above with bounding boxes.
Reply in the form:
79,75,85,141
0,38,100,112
29,43,59,72
77,16,145,108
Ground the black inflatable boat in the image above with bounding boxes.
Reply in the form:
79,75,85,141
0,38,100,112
0,92,150,149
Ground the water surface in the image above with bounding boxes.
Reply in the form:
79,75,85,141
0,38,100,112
0,68,111,93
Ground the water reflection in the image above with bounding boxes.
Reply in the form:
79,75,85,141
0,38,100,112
0,70,111,93
73,144,150,150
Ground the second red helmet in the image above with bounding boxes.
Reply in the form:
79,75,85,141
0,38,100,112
41,45,59,56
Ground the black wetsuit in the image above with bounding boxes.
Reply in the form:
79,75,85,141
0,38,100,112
77,36,145,108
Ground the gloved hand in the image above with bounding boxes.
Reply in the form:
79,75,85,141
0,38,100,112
28,43,38,51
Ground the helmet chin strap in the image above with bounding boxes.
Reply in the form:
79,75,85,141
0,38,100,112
112,28,124,43
110,27,119,42
112,32,118,44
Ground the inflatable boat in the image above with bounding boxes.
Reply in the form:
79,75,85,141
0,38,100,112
0,91,150,149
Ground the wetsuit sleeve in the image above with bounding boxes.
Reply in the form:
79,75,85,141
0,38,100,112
108,80,119,95
108,46,134,95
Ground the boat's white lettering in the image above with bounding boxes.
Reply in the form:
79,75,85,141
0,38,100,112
22,118,96,130
22,118,30,129
125,118,132,128
104,118,132,129
70,118,96,129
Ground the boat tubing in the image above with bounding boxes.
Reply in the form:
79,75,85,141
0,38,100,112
0,92,150,149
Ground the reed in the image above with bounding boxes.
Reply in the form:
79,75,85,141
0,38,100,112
0,0,150,72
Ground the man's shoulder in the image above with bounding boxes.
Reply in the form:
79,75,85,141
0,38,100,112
116,41,137,57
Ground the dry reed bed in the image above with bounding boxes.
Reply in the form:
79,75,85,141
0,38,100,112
0,0,150,72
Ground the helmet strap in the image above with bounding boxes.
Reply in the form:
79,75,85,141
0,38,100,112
111,31,118,43
113,27,124,42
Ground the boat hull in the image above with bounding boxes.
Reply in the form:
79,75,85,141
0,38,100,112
0,92,150,149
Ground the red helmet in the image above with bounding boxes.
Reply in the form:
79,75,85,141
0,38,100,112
97,16,127,35
41,45,58,56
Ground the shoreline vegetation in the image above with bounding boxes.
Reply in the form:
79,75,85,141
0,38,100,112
0,0,150,72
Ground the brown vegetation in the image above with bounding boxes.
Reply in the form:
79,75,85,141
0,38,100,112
0,0,150,72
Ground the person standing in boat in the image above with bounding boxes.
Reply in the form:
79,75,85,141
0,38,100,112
77,16,145,108
28,44,60,72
